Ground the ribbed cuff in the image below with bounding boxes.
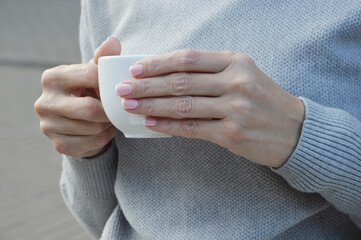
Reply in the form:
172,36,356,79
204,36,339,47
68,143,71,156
62,140,118,199
274,98,361,209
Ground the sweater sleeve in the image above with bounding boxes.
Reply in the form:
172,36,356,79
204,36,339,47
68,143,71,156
273,97,361,228
60,140,119,239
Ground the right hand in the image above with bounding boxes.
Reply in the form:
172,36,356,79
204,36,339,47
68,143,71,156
34,37,121,157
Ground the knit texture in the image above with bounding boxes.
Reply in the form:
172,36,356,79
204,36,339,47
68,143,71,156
60,1,361,239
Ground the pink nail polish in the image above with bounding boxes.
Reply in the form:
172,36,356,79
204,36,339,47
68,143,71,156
144,118,157,127
129,64,144,76
116,84,133,96
123,99,138,109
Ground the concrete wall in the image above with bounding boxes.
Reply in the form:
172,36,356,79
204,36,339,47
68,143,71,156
0,1,90,239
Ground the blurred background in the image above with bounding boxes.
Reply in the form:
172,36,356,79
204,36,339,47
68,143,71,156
0,0,90,239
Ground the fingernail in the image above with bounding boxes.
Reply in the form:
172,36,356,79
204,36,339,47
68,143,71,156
116,84,133,96
129,64,144,76
122,99,138,109
107,35,117,40
107,36,119,41
144,118,157,127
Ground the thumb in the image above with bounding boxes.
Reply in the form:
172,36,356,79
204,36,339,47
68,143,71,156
93,37,121,64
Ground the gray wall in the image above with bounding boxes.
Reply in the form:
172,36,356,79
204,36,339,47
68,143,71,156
0,1,90,239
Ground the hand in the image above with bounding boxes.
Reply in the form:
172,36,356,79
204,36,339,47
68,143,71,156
116,49,305,168
34,37,121,157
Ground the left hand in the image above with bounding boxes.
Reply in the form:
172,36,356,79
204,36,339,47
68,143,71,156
116,49,305,168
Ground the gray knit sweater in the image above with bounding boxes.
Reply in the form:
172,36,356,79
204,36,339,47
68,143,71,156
60,1,361,239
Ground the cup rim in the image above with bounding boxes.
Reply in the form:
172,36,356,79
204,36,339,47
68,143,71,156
99,55,154,60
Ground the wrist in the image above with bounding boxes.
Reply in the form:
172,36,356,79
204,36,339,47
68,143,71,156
82,141,113,159
272,97,305,169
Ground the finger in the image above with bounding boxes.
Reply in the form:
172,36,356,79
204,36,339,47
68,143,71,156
117,72,227,98
94,36,122,64
49,126,118,157
131,49,233,78
123,96,227,119
144,117,222,143
52,96,110,122
41,63,98,92
40,115,113,136
54,64,98,92
42,37,121,93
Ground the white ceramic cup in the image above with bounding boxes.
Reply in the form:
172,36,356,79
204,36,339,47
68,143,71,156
98,55,171,138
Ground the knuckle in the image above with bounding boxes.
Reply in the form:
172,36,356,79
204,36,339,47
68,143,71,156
223,51,236,57
39,121,51,135
139,99,156,115
176,49,199,69
33,98,43,114
147,57,161,73
80,64,89,82
222,122,245,144
41,65,68,89
170,73,191,95
53,140,68,154
234,53,254,66
230,100,253,116
235,78,255,95
181,119,198,138
229,100,243,113
137,79,153,96
236,53,252,62
41,69,55,88
230,77,242,89
154,119,172,133
80,63,96,83
174,96,194,117
34,95,51,116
